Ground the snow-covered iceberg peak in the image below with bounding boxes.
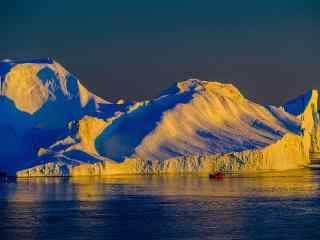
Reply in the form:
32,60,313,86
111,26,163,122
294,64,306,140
283,89,319,132
94,78,302,163
284,89,320,154
160,79,243,100
0,58,106,114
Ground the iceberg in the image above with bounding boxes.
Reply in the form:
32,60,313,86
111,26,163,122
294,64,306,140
0,59,317,177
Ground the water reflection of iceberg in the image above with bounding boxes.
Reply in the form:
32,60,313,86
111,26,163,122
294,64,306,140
4,169,320,202
1,170,320,239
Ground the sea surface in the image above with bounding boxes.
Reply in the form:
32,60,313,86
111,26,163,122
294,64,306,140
1,170,320,240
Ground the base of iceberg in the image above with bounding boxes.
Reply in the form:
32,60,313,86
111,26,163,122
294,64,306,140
17,132,310,177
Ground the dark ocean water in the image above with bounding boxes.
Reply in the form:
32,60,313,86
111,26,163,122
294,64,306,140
1,170,320,240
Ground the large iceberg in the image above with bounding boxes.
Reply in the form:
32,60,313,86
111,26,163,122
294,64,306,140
0,59,318,177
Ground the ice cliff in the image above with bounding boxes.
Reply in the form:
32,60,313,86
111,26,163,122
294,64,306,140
0,59,318,177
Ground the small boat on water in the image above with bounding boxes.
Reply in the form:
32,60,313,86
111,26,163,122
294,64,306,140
209,172,225,180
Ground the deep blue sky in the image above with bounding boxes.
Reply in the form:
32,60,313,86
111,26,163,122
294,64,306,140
1,0,319,104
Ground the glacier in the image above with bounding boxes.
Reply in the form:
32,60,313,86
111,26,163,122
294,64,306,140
0,59,318,177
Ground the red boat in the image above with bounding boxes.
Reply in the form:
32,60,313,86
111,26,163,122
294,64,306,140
209,172,225,180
